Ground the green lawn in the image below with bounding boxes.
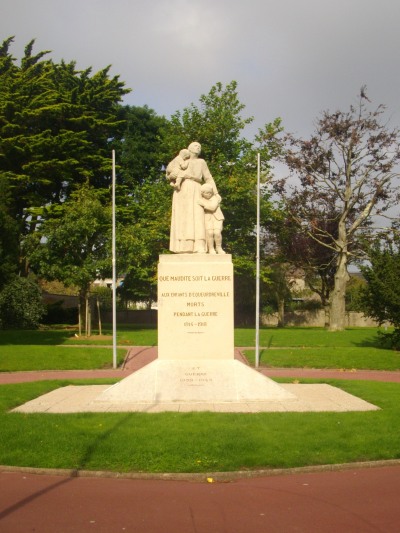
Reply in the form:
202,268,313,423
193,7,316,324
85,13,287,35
244,346,400,370
0,326,157,347
0,378,399,473
0,345,126,371
234,326,390,348
1,326,398,371
0,325,390,348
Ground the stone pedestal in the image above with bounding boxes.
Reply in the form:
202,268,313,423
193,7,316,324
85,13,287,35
95,253,296,407
96,359,295,403
157,254,234,360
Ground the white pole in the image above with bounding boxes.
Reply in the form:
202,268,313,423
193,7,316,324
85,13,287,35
255,153,261,368
112,150,117,369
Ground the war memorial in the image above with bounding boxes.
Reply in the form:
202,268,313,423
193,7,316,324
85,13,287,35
14,143,378,414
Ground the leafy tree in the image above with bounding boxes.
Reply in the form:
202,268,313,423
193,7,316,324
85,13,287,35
0,177,19,288
116,105,168,187
263,263,293,327
116,177,171,306
359,231,400,347
0,37,129,273
271,88,400,330
0,276,44,329
28,185,112,333
269,213,338,326
345,274,366,312
94,105,171,306
160,81,283,318
162,81,282,259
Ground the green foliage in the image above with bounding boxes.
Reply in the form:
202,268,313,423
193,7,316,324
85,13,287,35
109,105,171,305
91,285,113,310
162,81,253,164
116,105,168,186
116,177,171,304
0,177,19,288
111,82,284,307
0,37,129,274
0,276,44,329
28,184,112,334
345,275,366,312
159,81,283,316
359,234,400,348
29,184,111,292
162,82,283,261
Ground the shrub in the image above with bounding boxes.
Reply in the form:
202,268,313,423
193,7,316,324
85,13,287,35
0,277,45,329
378,329,400,351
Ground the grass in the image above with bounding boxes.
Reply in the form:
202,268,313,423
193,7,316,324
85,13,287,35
2,326,399,371
244,346,400,370
0,325,157,347
0,325,390,348
234,326,391,348
0,346,126,371
0,378,399,473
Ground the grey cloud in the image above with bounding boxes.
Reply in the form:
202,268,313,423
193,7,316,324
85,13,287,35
1,0,400,139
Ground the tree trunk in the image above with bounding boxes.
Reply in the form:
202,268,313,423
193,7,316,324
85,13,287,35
97,298,102,336
328,251,349,331
78,287,89,336
323,304,330,328
277,297,285,327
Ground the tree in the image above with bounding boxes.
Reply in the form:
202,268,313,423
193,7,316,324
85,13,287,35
270,213,338,326
160,81,283,318
359,231,400,346
263,263,293,327
271,88,400,330
0,177,19,289
28,185,112,333
115,177,171,306
345,274,366,312
111,82,283,311
116,105,168,187
111,105,171,305
0,37,129,274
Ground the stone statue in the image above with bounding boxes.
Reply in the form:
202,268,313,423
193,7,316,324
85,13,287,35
166,148,190,192
198,183,225,254
167,142,219,254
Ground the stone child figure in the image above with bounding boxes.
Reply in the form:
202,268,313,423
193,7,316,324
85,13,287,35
198,183,225,255
166,148,190,191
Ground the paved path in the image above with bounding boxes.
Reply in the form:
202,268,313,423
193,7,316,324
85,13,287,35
1,465,400,532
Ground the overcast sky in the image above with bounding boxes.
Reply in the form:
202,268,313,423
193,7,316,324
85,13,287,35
2,0,400,140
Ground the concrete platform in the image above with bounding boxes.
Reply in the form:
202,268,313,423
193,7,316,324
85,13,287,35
12,382,379,413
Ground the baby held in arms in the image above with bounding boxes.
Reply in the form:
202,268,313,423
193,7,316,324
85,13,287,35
166,149,190,191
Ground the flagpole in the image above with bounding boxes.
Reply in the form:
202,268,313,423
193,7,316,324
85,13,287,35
112,150,117,369
255,153,261,368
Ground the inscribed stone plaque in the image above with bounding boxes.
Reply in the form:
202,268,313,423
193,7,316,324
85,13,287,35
157,254,234,359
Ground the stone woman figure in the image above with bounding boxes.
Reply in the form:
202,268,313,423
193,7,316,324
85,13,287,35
168,142,217,253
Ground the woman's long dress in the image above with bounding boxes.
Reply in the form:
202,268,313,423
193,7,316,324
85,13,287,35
169,158,215,253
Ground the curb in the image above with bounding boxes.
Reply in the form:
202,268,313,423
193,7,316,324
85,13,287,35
2,459,400,483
